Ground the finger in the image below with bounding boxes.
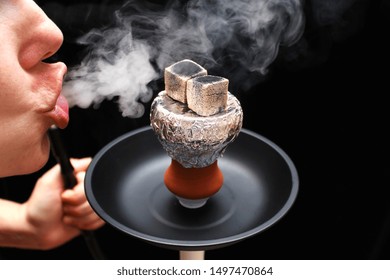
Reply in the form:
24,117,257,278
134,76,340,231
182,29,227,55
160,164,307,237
70,157,92,173
62,189,84,205
63,213,105,230
74,220,105,231
81,219,105,231
61,174,86,205
63,201,96,217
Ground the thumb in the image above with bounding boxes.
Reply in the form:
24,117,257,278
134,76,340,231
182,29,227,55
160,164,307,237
35,163,64,193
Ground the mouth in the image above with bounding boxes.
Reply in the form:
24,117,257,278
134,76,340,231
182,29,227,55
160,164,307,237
49,94,70,129
46,62,69,129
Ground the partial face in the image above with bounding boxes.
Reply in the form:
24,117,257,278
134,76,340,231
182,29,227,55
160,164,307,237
0,0,69,177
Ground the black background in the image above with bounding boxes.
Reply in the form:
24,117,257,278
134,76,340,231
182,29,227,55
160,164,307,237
1,0,389,260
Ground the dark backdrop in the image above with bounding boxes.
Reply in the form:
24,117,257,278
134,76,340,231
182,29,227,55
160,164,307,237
1,0,389,260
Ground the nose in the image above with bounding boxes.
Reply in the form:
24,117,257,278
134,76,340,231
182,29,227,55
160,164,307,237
18,1,64,69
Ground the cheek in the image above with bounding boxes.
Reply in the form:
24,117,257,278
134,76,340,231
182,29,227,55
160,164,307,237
0,63,34,114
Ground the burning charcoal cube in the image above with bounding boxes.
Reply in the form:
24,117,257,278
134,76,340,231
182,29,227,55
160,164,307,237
164,59,207,103
186,75,228,116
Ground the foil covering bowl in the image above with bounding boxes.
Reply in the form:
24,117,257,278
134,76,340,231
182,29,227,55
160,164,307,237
150,91,243,168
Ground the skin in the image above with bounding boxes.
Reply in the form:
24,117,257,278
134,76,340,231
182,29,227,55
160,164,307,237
0,0,68,177
0,0,105,250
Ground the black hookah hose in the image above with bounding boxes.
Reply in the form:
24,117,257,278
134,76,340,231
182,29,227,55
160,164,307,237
48,125,105,260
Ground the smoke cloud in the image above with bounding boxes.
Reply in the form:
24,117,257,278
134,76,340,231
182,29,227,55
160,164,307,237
62,0,305,118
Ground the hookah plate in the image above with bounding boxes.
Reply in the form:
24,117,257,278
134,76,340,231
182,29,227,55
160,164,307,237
85,126,299,251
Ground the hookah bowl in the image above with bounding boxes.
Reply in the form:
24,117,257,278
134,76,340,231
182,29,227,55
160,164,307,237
150,90,243,208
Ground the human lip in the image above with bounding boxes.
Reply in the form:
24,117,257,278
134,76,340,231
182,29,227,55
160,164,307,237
51,94,70,129
46,62,69,128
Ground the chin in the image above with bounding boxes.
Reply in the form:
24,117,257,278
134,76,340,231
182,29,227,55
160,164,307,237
21,135,51,175
19,153,50,176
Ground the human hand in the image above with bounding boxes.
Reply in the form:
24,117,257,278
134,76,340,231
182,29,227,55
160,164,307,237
61,158,105,230
23,157,105,250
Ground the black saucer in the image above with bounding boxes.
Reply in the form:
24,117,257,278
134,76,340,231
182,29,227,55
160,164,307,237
85,126,299,251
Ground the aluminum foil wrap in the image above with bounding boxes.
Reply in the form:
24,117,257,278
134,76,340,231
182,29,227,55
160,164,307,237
150,91,243,168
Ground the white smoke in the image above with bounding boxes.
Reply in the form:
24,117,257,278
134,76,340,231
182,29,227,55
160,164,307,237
62,27,157,118
62,0,305,117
